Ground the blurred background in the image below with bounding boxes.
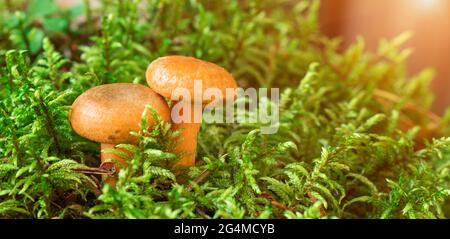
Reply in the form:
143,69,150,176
55,0,450,114
319,0,450,114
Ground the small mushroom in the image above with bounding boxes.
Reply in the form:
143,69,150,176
146,56,237,166
69,83,170,186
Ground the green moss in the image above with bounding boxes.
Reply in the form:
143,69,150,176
0,0,449,219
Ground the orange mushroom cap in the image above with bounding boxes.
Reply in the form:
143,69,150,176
69,83,170,144
146,55,237,103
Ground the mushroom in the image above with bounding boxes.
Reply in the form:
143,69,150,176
69,83,170,186
146,56,237,166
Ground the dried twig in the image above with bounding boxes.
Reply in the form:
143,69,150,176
260,192,296,212
186,170,211,192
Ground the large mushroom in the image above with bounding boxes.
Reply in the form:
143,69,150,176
146,56,237,166
69,83,170,186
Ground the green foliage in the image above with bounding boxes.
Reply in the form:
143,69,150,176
2,0,84,55
0,0,449,219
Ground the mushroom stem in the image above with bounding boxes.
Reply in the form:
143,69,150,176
100,143,130,187
171,101,203,166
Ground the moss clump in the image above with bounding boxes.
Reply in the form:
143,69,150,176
0,0,449,219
